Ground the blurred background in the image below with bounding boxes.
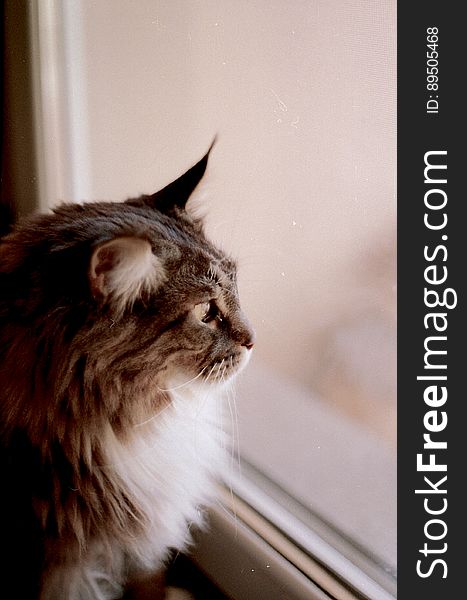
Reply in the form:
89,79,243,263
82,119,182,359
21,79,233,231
2,0,396,588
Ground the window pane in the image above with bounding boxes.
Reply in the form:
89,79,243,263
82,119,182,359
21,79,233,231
40,0,396,590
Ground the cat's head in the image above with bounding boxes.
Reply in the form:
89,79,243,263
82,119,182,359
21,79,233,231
0,144,254,433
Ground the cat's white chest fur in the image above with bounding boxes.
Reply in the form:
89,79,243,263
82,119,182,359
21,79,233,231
105,383,228,569
42,386,230,600
42,385,229,600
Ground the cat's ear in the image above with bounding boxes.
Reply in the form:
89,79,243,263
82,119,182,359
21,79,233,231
132,138,216,214
89,237,164,311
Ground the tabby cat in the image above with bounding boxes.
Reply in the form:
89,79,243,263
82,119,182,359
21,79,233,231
0,144,254,599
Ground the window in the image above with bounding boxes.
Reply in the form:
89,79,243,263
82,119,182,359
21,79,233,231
28,1,396,598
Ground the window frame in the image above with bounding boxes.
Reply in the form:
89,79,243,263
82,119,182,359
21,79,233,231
190,476,396,600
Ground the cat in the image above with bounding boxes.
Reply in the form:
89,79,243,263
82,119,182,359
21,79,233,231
0,143,254,600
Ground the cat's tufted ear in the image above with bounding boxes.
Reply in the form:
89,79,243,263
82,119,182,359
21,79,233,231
89,237,165,312
131,138,216,214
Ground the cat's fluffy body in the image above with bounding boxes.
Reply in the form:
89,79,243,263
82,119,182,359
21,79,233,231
0,146,254,599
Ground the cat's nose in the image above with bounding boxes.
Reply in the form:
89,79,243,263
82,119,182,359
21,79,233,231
233,313,255,350
241,329,256,351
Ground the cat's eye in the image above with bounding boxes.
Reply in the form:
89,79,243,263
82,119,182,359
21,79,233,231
193,300,222,324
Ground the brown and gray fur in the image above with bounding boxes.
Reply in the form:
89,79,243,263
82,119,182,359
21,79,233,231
0,145,254,599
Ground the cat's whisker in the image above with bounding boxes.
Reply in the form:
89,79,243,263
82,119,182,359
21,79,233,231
134,365,209,429
221,364,228,383
156,366,208,393
218,286,237,300
214,496,237,523
230,387,242,479
224,390,238,531
133,366,209,429
216,359,225,381
133,400,174,429
225,393,235,458
204,363,218,383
